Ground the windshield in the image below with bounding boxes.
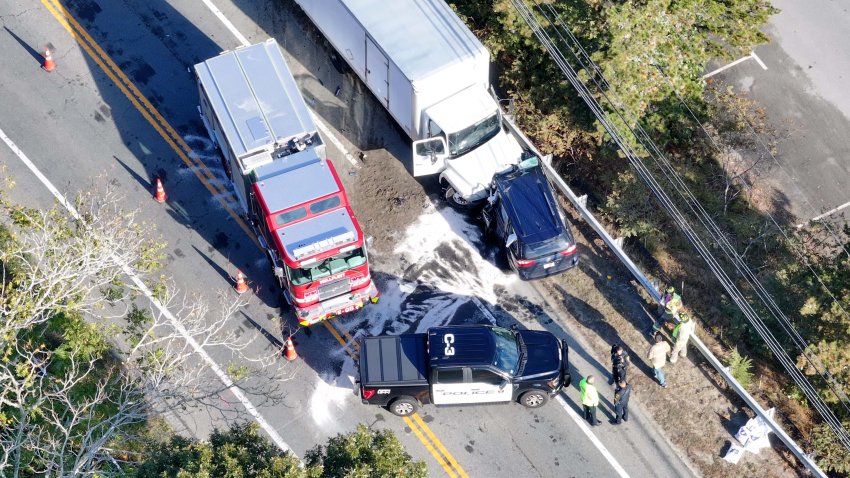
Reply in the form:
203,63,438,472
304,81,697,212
447,112,500,157
288,247,367,286
490,327,520,375
523,235,571,260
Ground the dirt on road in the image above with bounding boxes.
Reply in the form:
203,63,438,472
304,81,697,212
339,142,804,477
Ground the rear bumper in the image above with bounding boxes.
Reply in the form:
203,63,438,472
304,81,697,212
295,282,380,326
515,255,578,280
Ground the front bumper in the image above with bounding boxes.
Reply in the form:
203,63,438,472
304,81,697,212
294,282,380,326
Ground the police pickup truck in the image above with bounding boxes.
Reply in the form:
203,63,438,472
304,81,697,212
358,325,570,416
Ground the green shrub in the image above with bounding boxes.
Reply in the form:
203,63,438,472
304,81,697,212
728,347,754,389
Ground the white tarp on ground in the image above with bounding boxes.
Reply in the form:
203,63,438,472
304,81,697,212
723,443,746,464
724,407,776,463
735,408,776,453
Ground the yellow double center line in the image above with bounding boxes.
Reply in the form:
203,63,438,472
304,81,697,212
41,0,259,248
41,2,467,476
333,323,468,478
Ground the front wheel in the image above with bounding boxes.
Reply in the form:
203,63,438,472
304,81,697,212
388,396,419,417
519,390,549,409
444,185,474,211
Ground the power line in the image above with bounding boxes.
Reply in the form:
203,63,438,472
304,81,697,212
649,61,850,324
528,0,850,416
511,0,850,450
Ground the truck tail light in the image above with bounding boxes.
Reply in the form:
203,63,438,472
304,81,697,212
516,258,536,267
560,244,577,256
361,388,376,400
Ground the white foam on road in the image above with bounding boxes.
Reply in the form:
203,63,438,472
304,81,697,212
309,358,357,432
350,207,518,337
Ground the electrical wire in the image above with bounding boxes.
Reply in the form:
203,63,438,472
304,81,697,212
510,0,850,450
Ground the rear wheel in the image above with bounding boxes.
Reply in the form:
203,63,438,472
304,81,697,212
388,396,419,417
519,390,549,408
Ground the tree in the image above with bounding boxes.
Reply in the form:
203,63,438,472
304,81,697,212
136,422,302,477
304,424,427,478
137,423,427,478
0,190,284,476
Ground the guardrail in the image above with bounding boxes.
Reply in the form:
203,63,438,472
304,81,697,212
529,153,825,477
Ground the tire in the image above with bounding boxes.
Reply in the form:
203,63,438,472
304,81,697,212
388,396,419,417
519,390,549,409
443,185,474,211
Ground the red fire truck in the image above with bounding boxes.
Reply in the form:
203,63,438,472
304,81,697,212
194,39,379,325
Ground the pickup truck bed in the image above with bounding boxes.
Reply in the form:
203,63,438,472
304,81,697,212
360,334,428,386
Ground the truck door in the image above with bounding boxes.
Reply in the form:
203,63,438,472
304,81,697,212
466,368,513,404
430,367,467,405
365,36,388,107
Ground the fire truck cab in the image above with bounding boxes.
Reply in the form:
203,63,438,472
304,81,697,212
250,149,378,325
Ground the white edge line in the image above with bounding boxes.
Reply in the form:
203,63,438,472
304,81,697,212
313,115,358,166
798,199,850,226
0,126,294,455
198,0,358,167
750,51,768,70
555,395,631,478
473,296,629,477
198,0,250,47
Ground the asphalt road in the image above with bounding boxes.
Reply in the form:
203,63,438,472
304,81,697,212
0,0,695,476
713,0,850,225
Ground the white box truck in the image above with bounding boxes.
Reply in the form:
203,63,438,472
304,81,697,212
295,0,533,208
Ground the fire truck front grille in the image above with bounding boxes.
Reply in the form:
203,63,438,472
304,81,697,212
318,278,351,301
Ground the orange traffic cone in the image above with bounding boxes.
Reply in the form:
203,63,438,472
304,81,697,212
154,178,167,203
234,270,248,294
43,48,55,72
283,336,298,361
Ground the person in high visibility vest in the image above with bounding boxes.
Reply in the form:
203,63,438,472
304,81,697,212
670,313,697,364
650,286,683,335
579,375,602,426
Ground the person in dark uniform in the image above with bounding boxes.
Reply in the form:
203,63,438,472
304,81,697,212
611,345,631,384
611,379,632,424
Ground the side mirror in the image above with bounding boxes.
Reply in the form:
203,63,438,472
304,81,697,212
273,266,284,278
499,379,509,391
506,232,517,249
365,236,374,249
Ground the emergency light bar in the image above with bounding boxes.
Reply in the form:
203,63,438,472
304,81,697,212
292,230,357,260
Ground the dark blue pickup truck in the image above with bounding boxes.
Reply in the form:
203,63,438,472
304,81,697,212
358,325,571,416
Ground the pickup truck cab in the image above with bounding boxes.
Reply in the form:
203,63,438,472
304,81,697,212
358,325,570,416
482,155,579,280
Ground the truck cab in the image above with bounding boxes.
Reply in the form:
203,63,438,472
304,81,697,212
359,325,571,417
249,149,379,325
413,87,524,208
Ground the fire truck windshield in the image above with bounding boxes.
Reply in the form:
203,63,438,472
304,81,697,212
288,247,367,285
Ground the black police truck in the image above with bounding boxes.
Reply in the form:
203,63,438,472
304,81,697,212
358,325,571,416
